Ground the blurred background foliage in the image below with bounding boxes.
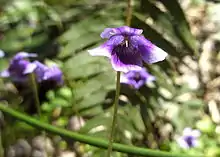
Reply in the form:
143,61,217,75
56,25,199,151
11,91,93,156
1,0,220,156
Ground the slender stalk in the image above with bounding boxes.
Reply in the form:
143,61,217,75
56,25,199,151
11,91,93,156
29,73,48,157
29,73,41,117
106,0,133,156
126,0,132,26
0,131,3,157
106,72,121,157
0,104,200,157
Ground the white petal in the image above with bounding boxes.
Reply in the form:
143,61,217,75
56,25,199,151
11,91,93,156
23,63,37,74
88,46,111,58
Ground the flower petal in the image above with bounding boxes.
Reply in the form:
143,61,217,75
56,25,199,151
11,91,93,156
117,26,143,36
177,137,190,149
191,130,201,138
183,127,192,136
0,70,10,77
88,45,111,58
88,35,124,57
13,52,37,60
191,139,199,147
100,26,143,39
134,80,145,89
100,28,118,39
23,63,37,74
131,36,168,64
120,74,130,84
0,49,5,58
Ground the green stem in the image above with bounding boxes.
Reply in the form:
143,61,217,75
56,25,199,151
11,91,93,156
29,73,41,117
126,0,132,26
106,72,121,157
29,73,48,157
0,104,201,157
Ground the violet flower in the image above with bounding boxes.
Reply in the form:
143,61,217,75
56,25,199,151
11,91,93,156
88,26,168,72
1,52,63,86
120,68,155,89
177,127,201,149
25,61,63,85
0,52,37,82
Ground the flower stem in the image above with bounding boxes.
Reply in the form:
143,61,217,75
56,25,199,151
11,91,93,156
106,71,121,157
29,73,41,117
126,0,132,26
29,73,48,157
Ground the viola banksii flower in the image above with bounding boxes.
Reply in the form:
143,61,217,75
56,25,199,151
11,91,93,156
120,68,155,89
25,61,63,85
88,26,168,72
0,52,37,82
177,127,201,149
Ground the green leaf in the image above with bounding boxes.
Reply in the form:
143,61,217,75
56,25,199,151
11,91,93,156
158,0,198,55
133,14,185,58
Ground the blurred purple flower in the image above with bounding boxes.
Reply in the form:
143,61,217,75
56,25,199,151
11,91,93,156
25,61,63,85
120,68,155,89
0,52,37,82
88,26,168,72
0,52,63,85
177,127,201,149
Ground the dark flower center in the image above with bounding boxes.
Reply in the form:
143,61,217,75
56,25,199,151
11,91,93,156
112,37,141,65
184,136,194,147
133,73,143,83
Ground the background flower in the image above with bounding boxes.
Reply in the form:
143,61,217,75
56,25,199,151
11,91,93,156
120,68,155,89
0,52,37,82
177,127,201,149
31,61,63,85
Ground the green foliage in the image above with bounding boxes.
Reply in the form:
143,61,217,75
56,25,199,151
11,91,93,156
0,0,216,156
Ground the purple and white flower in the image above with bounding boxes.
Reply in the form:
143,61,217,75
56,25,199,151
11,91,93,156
88,26,168,72
177,127,201,149
1,52,63,85
120,68,155,89
0,52,37,82
29,61,63,85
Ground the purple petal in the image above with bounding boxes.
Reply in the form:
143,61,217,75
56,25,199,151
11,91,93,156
43,66,62,81
134,80,145,89
100,26,143,39
116,26,143,36
131,36,168,64
13,52,37,60
33,61,48,82
100,28,119,39
88,35,124,57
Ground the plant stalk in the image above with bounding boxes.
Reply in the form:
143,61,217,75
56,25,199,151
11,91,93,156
106,72,121,157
